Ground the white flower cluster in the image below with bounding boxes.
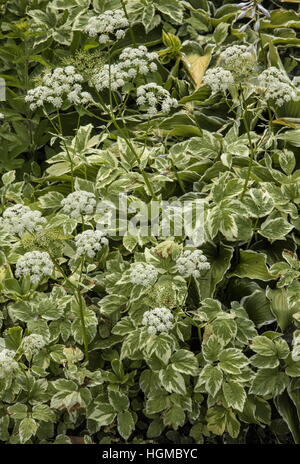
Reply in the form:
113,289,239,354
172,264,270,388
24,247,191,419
130,263,158,287
136,83,178,116
203,67,234,94
74,229,108,258
257,67,297,106
15,251,53,284
142,307,174,334
176,249,210,278
220,45,256,77
25,66,93,111
21,334,46,357
85,9,129,44
0,349,18,376
0,113,4,119
91,46,158,92
61,190,97,219
1,204,46,236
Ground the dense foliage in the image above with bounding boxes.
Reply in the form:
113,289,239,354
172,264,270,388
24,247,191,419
1,0,300,445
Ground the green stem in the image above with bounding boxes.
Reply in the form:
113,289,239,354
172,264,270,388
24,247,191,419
51,255,89,361
75,290,89,362
239,88,257,201
96,96,156,198
56,110,75,191
120,0,136,46
170,157,186,194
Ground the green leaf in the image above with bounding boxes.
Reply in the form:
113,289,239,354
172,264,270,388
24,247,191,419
2,170,15,185
206,406,226,436
243,188,274,218
120,329,143,360
159,365,186,395
32,404,56,422
212,317,237,345
111,316,135,336
4,326,22,350
0,416,10,442
242,289,275,327
159,113,202,137
222,381,246,412
198,243,234,299
267,287,298,331
195,365,223,397
117,411,135,441
251,354,279,369
52,379,77,392
202,335,223,363
260,218,293,241
251,336,277,357
147,419,164,438
292,330,300,362
250,368,289,396
163,404,185,430
225,409,240,439
171,349,198,376
108,390,129,412
123,234,138,252
213,22,229,44
275,391,300,444
156,0,184,23
19,417,38,443
88,404,117,426
38,191,64,209
199,298,223,320
142,4,156,32
231,250,274,281
219,348,249,374
146,395,169,414
144,333,174,365
7,403,28,420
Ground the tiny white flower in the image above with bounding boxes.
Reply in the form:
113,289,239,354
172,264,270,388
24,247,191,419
220,44,256,77
176,249,210,278
136,83,178,116
22,334,46,358
2,204,46,237
15,251,53,283
0,349,18,377
257,67,297,106
85,9,129,44
25,67,93,110
74,229,108,258
203,67,234,94
130,262,158,287
142,307,174,334
61,190,97,218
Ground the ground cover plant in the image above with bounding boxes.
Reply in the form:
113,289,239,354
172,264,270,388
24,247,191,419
1,0,300,445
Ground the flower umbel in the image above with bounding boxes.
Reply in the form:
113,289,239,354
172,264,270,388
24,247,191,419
203,67,234,94
220,45,256,78
2,204,46,237
257,67,298,107
136,83,178,116
142,307,174,334
176,249,210,278
85,9,129,44
75,229,108,258
61,191,97,219
91,46,158,92
0,349,18,377
130,263,158,287
15,251,53,284
21,334,46,359
25,66,93,111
